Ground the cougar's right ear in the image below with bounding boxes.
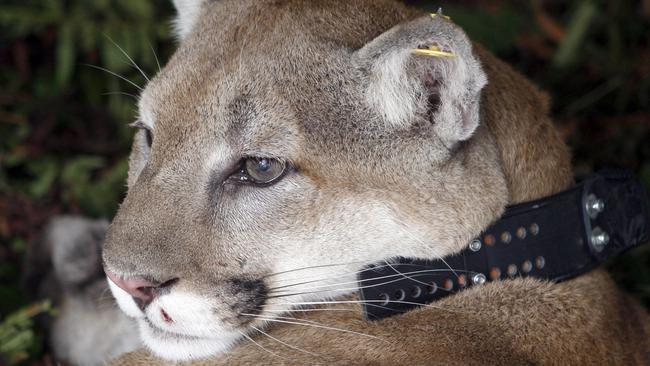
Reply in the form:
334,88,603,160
172,0,210,40
355,14,487,144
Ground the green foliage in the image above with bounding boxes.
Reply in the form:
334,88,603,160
0,300,54,365
61,156,129,217
0,1,173,363
0,0,173,218
553,1,598,68
448,5,528,55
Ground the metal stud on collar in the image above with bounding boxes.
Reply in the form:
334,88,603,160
469,239,482,252
591,226,610,252
472,273,487,285
586,194,605,219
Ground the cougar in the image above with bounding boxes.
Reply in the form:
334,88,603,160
102,0,650,364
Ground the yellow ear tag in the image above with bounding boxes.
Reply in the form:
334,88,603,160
431,7,451,21
411,45,455,58
411,9,454,57
430,13,451,21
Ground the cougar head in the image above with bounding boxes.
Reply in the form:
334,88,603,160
102,0,509,361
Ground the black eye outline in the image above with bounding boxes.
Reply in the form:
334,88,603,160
130,120,153,148
228,157,290,187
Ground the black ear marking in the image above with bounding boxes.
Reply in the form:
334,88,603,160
145,129,153,147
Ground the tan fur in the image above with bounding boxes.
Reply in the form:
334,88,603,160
105,0,649,364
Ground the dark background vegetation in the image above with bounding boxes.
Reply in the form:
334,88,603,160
1,0,649,364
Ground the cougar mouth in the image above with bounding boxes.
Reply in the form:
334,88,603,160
139,318,241,361
142,317,203,340
106,273,258,360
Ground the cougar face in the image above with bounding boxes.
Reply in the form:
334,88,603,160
102,0,508,361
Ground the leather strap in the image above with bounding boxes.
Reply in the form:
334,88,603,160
358,171,650,320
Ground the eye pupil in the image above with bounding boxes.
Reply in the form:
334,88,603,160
237,157,287,186
257,159,270,172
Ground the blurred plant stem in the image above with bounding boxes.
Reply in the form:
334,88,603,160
0,300,54,365
553,0,597,68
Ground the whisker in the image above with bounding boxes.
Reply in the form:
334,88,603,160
269,262,427,290
265,299,467,314
268,314,330,327
104,34,150,82
250,324,320,357
263,261,367,279
242,313,384,341
382,259,432,288
149,42,162,72
388,214,460,280
267,267,467,298
435,255,459,280
259,299,398,316
260,308,355,314
102,91,139,100
238,330,287,359
83,64,143,91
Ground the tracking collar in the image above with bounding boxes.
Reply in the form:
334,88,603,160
358,170,650,320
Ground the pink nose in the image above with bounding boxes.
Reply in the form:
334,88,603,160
105,269,161,309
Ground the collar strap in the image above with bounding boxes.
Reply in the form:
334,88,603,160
358,170,650,320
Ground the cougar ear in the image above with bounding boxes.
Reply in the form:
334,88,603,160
355,14,487,143
172,0,209,40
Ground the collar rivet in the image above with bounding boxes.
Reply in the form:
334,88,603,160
586,194,605,219
521,260,533,273
469,239,482,252
472,273,487,285
591,227,610,252
507,264,518,277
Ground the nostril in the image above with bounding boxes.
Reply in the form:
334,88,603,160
129,286,157,310
135,286,155,299
131,280,178,310
159,278,179,289
105,270,179,309
132,279,178,308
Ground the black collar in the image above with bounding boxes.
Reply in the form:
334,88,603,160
358,170,650,320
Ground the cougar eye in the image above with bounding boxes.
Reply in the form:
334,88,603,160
230,157,288,186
